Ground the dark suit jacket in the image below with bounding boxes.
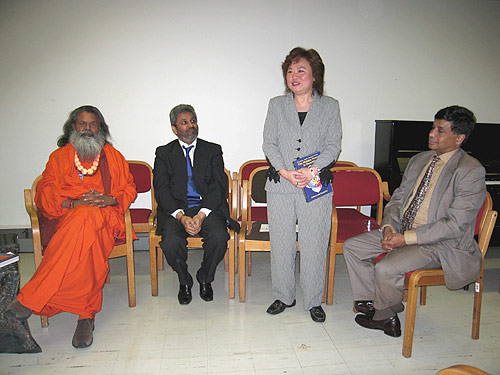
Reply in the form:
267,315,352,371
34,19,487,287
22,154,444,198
383,148,486,289
153,138,237,232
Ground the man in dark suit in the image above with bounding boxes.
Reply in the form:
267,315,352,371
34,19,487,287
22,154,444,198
153,104,236,305
343,105,485,337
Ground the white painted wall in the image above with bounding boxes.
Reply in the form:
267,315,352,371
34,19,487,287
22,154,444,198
1,0,499,227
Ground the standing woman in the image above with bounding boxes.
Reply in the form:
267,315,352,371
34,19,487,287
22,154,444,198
262,47,342,322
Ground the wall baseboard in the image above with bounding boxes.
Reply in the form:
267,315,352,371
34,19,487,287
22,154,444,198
0,228,149,253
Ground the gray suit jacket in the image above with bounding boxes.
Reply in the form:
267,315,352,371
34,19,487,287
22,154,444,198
262,92,342,193
383,148,486,289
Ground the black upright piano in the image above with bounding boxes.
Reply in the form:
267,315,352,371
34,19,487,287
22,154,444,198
374,120,500,245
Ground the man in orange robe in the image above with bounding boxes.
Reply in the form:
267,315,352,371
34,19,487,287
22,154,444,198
6,105,137,348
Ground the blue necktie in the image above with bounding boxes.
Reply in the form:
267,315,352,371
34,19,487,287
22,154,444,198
183,145,201,208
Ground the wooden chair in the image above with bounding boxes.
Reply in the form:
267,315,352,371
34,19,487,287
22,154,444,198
127,160,155,234
153,168,235,273
24,175,136,328
237,160,268,275
148,170,238,298
401,192,497,357
326,167,385,305
238,160,358,276
238,166,336,303
436,364,489,375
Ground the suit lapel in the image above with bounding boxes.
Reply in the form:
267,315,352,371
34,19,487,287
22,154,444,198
170,141,188,178
284,93,302,130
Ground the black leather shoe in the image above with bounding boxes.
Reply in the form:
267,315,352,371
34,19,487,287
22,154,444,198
354,300,375,317
266,299,296,315
199,282,213,302
355,313,401,337
310,306,326,322
178,285,192,305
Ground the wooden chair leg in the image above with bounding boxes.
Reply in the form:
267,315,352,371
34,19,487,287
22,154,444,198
41,315,49,328
472,279,483,339
125,250,136,308
239,244,246,302
157,247,164,271
149,239,158,297
419,285,427,305
228,236,235,299
403,277,419,358
326,252,336,305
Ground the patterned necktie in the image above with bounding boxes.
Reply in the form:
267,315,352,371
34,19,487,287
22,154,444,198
400,154,440,233
183,145,200,208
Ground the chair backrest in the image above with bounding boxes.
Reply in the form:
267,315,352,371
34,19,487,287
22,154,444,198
334,160,358,168
26,175,43,213
127,160,155,233
330,167,384,223
245,166,269,226
475,192,497,258
238,159,268,188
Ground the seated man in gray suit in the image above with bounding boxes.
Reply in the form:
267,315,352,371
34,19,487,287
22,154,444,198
153,104,238,305
343,105,485,337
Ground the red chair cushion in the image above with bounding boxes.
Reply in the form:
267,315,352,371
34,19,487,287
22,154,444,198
128,163,151,193
238,206,268,222
114,238,126,246
335,208,379,243
130,208,152,224
332,170,380,206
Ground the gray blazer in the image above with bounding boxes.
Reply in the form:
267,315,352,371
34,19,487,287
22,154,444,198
262,92,342,193
383,148,486,289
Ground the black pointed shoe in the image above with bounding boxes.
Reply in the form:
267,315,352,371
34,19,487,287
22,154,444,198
199,282,213,302
354,300,375,317
355,313,401,337
266,299,296,315
310,306,326,322
178,285,192,305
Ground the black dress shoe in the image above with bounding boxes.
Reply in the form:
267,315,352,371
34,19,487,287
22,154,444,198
354,300,375,316
178,285,192,305
266,299,296,315
199,282,213,302
310,306,326,322
355,313,401,337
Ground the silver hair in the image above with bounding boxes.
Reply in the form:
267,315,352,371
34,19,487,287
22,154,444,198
169,104,197,127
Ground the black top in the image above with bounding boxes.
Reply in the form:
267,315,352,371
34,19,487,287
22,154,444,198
298,112,307,125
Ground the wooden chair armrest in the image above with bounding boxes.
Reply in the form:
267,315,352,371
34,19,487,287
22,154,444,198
406,268,444,288
382,181,391,202
24,189,34,215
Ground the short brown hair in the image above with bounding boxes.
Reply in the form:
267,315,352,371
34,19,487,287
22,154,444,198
281,47,325,96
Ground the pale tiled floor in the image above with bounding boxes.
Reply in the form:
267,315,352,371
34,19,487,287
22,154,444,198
1,246,500,375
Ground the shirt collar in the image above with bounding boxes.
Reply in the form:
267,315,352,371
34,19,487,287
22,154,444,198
435,148,458,164
178,138,197,151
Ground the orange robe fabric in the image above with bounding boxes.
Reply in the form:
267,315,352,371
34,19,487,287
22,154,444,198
18,143,137,318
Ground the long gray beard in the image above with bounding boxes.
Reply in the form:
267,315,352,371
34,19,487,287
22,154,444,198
70,130,106,162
